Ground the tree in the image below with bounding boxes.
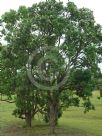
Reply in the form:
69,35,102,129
0,6,44,127
95,71,102,97
0,0,102,135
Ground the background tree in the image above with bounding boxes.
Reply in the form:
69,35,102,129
95,71,102,97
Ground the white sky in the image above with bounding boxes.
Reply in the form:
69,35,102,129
0,0,102,70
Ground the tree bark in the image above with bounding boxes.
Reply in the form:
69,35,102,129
49,102,56,135
48,92,59,135
25,112,32,127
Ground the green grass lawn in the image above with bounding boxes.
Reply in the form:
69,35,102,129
0,91,102,136
59,91,102,136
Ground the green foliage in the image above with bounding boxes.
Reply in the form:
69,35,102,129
69,69,94,97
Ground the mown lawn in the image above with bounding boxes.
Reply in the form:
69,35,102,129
0,91,102,136
59,91,102,136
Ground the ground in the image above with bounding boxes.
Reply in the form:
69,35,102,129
0,91,102,136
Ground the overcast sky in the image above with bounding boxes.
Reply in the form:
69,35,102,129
0,0,102,70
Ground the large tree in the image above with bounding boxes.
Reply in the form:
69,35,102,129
0,0,102,135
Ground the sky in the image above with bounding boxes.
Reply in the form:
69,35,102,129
0,0,102,70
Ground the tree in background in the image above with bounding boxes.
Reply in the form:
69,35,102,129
95,71,102,97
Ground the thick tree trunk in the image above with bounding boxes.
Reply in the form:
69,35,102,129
25,112,32,127
49,102,56,135
48,92,59,135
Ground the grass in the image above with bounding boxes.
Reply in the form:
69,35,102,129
59,91,102,136
0,91,102,136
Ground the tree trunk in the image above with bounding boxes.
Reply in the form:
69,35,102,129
49,100,56,135
48,92,59,135
25,112,32,127
100,89,102,97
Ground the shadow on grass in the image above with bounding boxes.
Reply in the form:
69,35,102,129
1,122,93,136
